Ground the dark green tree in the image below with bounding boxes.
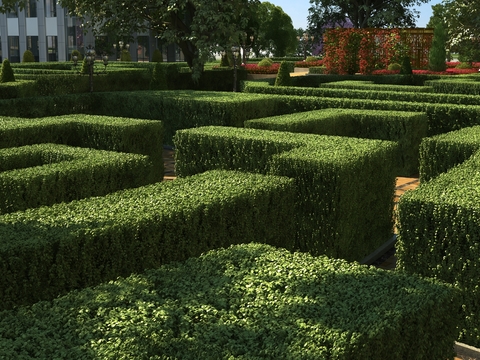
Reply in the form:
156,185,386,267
308,0,428,42
250,2,297,57
0,0,260,79
429,23,447,71
0,59,15,83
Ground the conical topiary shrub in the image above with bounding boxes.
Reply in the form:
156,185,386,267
400,56,413,75
150,62,168,90
120,49,132,61
274,61,291,87
152,48,163,62
22,50,35,63
0,59,15,83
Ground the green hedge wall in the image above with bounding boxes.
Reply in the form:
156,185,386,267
0,170,295,310
0,92,281,145
245,109,428,177
0,144,155,214
242,83,480,136
174,126,397,262
397,152,480,347
0,243,459,359
319,80,434,93
289,74,438,87
419,125,480,182
425,78,480,95
243,81,480,106
0,114,164,179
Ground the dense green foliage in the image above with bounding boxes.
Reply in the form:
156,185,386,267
245,109,428,176
0,114,164,179
0,243,459,359
428,23,447,72
0,144,156,214
174,126,397,261
0,170,295,309
397,152,480,347
400,56,413,75
320,80,434,93
425,78,480,95
151,48,163,62
0,59,15,83
419,125,480,182
243,82,480,136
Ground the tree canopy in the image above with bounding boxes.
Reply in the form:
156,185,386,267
0,0,259,77
252,2,297,57
427,0,480,61
308,0,428,41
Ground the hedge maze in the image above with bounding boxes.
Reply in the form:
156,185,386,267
1,72,479,357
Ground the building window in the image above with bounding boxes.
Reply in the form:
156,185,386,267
26,0,37,17
8,36,20,63
44,0,57,17
47,36,57,61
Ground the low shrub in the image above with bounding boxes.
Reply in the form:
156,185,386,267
0,243,459,359
0,170,295,309
274,61,291,87
0,59,15,83
245,108,428,177
174,126,397,262
0,144,156,214
397,151,480,347
418,125,480,182
387,63,401,71
258,58,274,67
21,50,35,63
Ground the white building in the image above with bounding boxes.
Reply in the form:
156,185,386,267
0,0,184,63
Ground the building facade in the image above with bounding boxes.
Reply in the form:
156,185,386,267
0,0,184,63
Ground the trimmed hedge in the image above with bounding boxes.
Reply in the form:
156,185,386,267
0,144,156,214
0,243,459,359
289,74,437,88
242,83,480,136
419,125,480,182
0,92,280,145
425,78,480,95
243,81,480,106
174,126,397,262
397,151,480,347
0,170,295,310
0,80,36,99
0,114,164,179
319,80,434,93
245,109,428,177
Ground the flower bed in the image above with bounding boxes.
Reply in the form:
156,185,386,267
294,60,324,68
243,63,280,74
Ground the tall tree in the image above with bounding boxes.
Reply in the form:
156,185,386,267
308,0,428,43
428,0,480,62
0,0,259,78
251,2,297,57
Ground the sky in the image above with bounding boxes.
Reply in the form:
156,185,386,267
264,0,443,29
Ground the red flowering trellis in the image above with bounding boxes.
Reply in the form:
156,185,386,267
323,28,434,75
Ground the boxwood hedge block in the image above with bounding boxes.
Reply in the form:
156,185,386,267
0,170,295,310
0,243,459,359
174,126,397,262
319,80,434,93
0,143,156,214
397,152,480,347
0,114,164,179
243,82,480,136
245,108,427,177
419,125,480,182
